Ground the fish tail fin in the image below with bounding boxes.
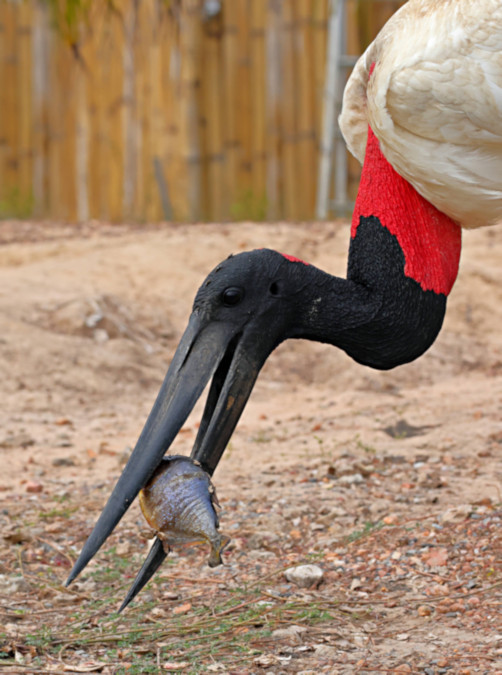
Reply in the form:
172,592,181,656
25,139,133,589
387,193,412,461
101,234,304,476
208,533,231,568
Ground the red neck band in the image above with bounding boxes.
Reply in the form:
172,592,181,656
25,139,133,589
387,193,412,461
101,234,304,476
351,125,461,295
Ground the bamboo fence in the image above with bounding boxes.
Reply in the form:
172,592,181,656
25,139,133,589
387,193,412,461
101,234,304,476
0,0,403,223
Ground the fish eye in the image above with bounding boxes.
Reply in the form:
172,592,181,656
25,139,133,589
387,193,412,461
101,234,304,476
221,287,244,307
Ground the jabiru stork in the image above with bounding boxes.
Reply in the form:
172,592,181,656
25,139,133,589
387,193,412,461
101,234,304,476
66,0,502,608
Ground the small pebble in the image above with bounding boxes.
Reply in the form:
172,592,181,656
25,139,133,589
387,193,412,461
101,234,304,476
52,457,76,466
284,564,324,588
25,481,43,493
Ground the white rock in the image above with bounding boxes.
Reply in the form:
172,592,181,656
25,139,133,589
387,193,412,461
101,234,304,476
314,644,338,659
0,575,30,594
253,654,278,667
284,564,324,588
441,504,473,522
271,625,307,640
338,473,364,485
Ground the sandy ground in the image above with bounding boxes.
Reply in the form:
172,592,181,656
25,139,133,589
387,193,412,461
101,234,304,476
1,219,501,674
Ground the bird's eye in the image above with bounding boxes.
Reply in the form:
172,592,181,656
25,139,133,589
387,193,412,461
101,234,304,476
269,281,280,296
222,287,244,307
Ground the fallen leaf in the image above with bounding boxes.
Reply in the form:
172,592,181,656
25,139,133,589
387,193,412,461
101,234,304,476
0,433,35,448
424,547,449,567
382,514,399,525
63,663,105,673
163,662,190,671
173,602,192,615
271,625,307,640
383,419,434,439
98,447,118,456
3,527,32,544
254,655,278,667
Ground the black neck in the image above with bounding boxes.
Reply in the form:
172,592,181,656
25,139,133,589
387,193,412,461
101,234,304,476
289,216,447,370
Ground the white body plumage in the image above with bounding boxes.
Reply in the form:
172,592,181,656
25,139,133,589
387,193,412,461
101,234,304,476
339,0,502,228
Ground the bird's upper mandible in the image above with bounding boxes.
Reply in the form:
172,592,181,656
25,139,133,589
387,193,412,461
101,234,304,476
339,0,502,229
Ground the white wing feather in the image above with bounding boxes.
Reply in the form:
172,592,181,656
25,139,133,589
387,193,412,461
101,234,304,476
339,0,502,228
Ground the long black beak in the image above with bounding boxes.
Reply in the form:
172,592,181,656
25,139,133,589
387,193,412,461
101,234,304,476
117,536,166,613
66,310,269,587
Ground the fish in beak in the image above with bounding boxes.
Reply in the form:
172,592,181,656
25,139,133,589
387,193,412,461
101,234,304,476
117,456,230,612
138,455,230,566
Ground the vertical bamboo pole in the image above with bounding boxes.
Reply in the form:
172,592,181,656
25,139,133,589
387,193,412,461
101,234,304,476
312,0,328,138
60,45,78,219
0,6,5,204
74,16,93,223
295,0,316,219
162,10,181,220
265,0,282,221
280,0,298,220
18,3,33,212
312,0,329,219
84,15,99,219
163,10,183,220
132,0,143,221
31,2,50,216
141,0,163,222
201,11,225,221
47,27,63,218
135,0,149,221
86,1,125,222
234,0,252,215
147,0,164,221
349,0,362,53
222,0,239,218
2,3,19,208
85,5,111,220
122,0,137,220
250,0,266,220
106,4,126,222
75,56,89,222
347,0,361,201
178,0,202,221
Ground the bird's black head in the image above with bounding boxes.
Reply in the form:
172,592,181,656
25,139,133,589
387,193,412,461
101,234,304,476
65,247,325,589
191,248,311,345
